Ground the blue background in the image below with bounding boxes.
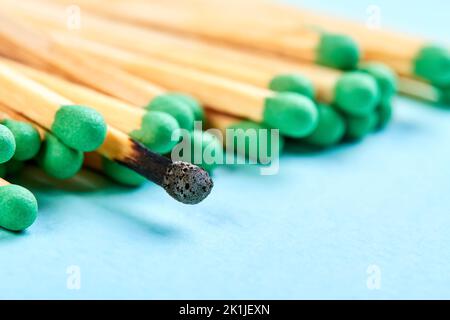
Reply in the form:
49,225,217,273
1,0,450,299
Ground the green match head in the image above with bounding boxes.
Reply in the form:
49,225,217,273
359,63,397,104
130,111,180,154
37,133,84,179
345,112,379,141
0,124,15,164
189,130,223,172
164,93,205,121
316,33,360,70
227,120,285,163
268,73,315,99
146,94,195,131
52,105,107,152
0,184,38,231
263,92,319,138
376,99,393,130
102,157,146,187
414,45,450,87
304,104,346,147
2,119,41,161
334,71,380,116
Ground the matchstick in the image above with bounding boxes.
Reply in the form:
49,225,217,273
0,11,196,131
44,34,320,138
0,62,213,203
1,104,213,203
83,35,377,117
5,3,380,118
171,0,450,86
0,177,38,231
3,58,181,154
17,8,378,119
48,0,360,70
0,61,107,152
0,105,84,180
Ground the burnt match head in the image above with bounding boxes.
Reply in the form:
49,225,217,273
162,161,213,204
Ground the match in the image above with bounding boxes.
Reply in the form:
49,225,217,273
6,5,380,119
0,61,107,152
47,27,377,118
0,105,84,179
0,61,212,203
131,0,450,86
0,11,197,133
45,34,320,138
49,0,360,70
3,58,182,154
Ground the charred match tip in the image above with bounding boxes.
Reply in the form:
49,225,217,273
162,161,213,204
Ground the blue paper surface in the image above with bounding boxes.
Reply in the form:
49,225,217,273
0,0,449,299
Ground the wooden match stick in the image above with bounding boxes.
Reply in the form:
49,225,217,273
0,177,9,186
1,104,213,204
4,6,381,118
0,61,107,152
56,32,381,120
1,104,142,184
0,106,45,140
0,10,164,106
39,32,319,138
10,0,392,137
160,0,450,86
2,3,305,96
2,58,181,154
178,0,450,86
0,7,318,137
0,11,199,131
43,0,360,70
0,61,213,203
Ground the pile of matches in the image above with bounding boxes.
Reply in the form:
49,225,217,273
0,0,449,231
